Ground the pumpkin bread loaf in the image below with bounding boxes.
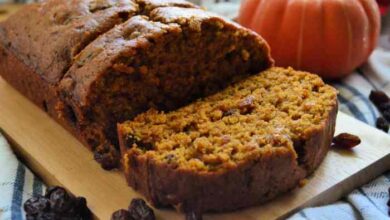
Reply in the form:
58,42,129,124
0,0,273,169
118,67,338,212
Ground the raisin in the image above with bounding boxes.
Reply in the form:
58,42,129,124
70,197,92,219
383,109,390,122
25,186,92,220
186,211,203,220
222,109,237,117
332,133,361,149
94,143,120,170
183,122,196,133
45,186,63,198
118,11,130,21
379,102,390,112
238,95,255,114
369,90,389,107
137,142,154,151
48,187,74,213
369,90,390,121
36,212,58,220
111,209,132,220
376,117,389,132
124,134,153,152
128,198,155,220
26,214,35,220
24,196,50,215
124,134,141,149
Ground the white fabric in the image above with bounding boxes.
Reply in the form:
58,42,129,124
0,132,44,220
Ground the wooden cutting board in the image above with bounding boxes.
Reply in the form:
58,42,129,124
0,76,389,220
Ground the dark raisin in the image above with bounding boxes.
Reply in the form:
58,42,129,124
128,198,155,220
111,209,132,220
238,95,255,114
36,212,58,220
124,134,141,149
138,142,154,151
369,90,389,107
376,117,389,132
94,143,120,170
48,187,74,213
26,214,35,220
25,186,92,220
222,109,237,117
124,134,154,152
118,11,130,21
383,109,390,122
332,133,361,149
45,186,63,198
26,214,37,220
24,196,50,215
186,211,203,220
379,102,390,112
183,122,196,133
71,197,92,219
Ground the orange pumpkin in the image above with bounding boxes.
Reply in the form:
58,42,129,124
238,0,381,79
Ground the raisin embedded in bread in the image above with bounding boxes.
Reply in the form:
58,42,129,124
0,0,273,169
118,67,338,212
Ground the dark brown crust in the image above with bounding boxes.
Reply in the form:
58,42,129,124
0,43,92,147
118,100,338,213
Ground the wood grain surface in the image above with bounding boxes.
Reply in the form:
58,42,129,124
0,75,389,219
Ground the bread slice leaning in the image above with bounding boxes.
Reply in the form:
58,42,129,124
118,67,338,213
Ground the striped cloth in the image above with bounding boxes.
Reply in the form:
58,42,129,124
0,1,389,220
0,131,45,220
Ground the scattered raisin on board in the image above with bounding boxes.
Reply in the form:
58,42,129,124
111,209,132,220
332,133,361,149
111,198,155,220
376,117,389,132
24,186,92,220
369,90,389,106
369,90,390,121
93,142,120,170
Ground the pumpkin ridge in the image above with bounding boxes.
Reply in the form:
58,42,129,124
340,0,354,73
296,0,308,69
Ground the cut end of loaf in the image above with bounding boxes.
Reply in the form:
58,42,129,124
117,67,338,212
119,67,338,173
